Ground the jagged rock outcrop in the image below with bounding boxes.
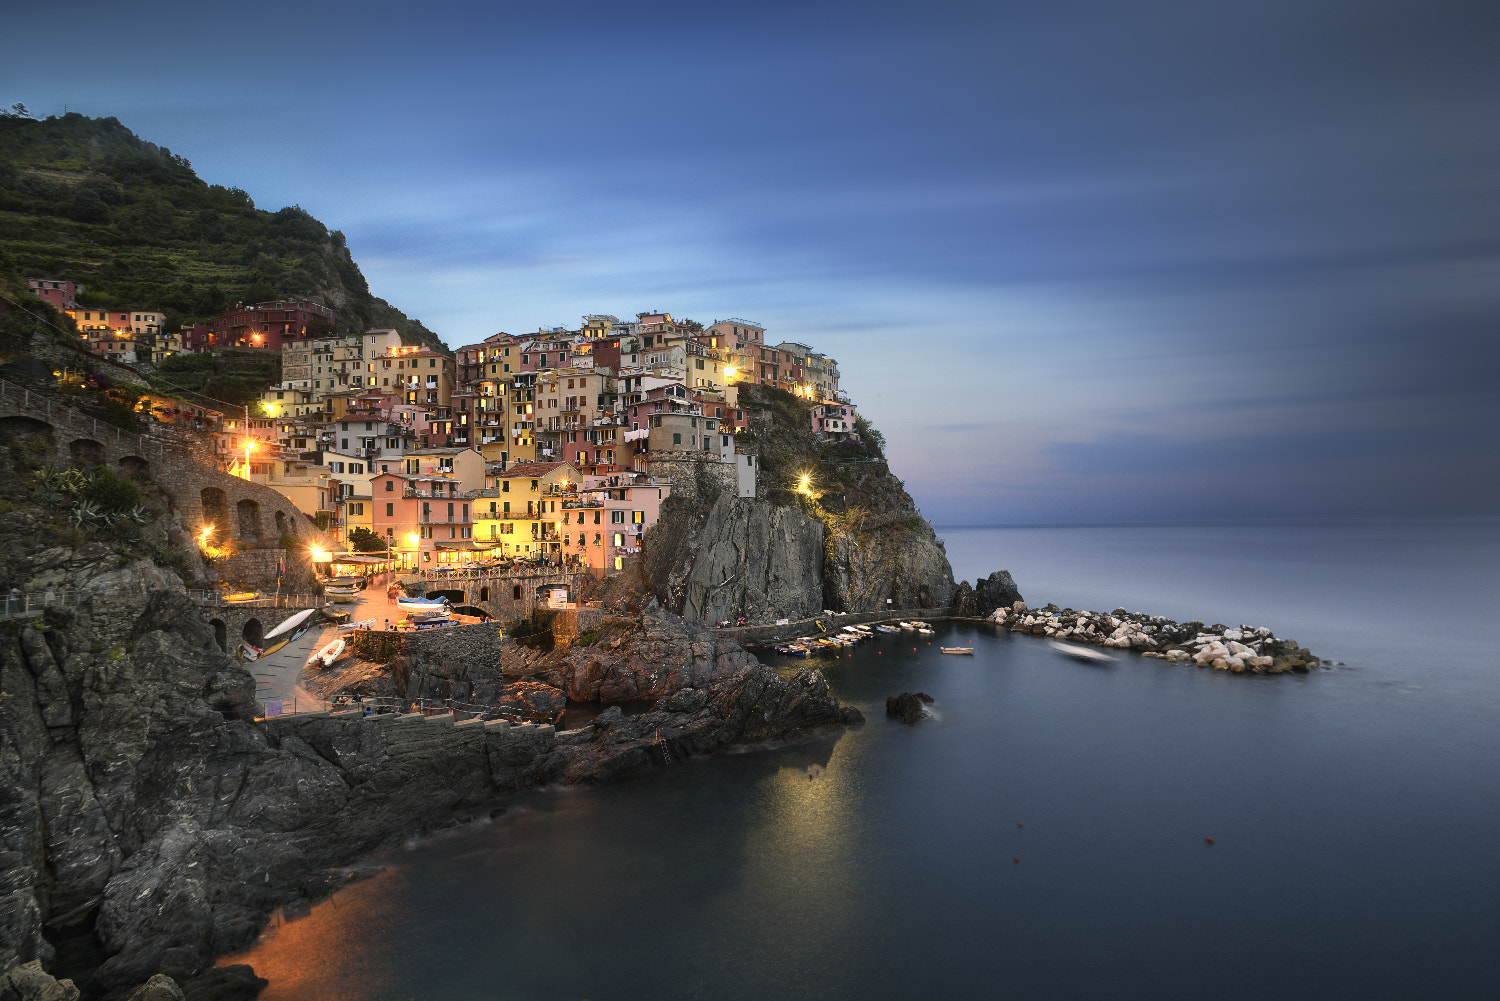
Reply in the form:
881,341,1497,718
951,570,1024,618
646,494,827,624
540,610,760,701
822,516,954,612
1,587,861,996
535,666,864,786
645,489,957,623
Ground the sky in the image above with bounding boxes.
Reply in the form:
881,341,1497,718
6,0,1498,525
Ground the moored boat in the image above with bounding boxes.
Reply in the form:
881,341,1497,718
939,646,974,655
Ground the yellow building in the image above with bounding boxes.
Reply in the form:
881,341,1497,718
472,460,578,559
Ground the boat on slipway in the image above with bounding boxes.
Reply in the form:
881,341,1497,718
309,637,346,668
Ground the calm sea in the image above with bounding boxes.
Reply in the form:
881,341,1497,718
224,520,1500,1000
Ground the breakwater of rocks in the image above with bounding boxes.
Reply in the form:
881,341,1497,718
987,602,1327,674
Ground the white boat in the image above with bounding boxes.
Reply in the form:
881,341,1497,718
917,628,935,636
940,647,974,655
1049,640,1116,664
396,595,448,611
263,608,316,641
310,637,345,668
337,618,376,631
326,587,360,604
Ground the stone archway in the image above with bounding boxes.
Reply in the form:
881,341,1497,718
210,618,227,652
236,498,262,543
427,589,465,605
242,618,264,648
274,510,288,537
68,438,105,466
118,455,151,480
0,415,55,453
479,586,490,602
201,488,230,540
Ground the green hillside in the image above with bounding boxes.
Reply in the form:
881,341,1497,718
0,112,448,354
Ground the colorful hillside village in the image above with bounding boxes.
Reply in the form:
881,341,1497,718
29,284,858,574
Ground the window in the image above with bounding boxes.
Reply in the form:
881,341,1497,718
386,502,393,516
673,433,681,445
502,481,510,492
633,511,644,524
613,533,624,547
385,479,394,491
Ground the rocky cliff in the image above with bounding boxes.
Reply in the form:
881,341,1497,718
641,384,959,623
0,593,860,998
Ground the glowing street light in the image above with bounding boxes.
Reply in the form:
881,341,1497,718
309,546,329,563
798,473,812,495
199,525,214,542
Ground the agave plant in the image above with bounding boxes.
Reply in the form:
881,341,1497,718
68,499,103,529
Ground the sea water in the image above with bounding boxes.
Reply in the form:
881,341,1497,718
223,520,1500,1000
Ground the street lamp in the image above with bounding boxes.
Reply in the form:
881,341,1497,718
243,438,256,480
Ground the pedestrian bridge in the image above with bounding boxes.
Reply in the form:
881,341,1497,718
395,566,587,620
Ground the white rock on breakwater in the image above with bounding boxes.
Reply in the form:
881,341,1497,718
986,602,1325,674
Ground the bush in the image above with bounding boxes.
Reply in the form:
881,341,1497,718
83,466,142,511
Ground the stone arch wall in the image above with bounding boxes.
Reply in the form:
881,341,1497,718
241,617,264,647
201,488,230,540
68,438,105,466
0,385,335,554
0,415,55,452
118,455,150,479
236,498,263,543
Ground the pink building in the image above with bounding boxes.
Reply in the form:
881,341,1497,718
811,400,859,439
28,279,81,310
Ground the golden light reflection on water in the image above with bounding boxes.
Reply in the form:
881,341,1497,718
217,867,410,1001
733,731,874,953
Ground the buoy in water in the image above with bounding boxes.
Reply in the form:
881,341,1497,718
1017,822,1023,828
1204,836,1215,845
1013,855,1020,863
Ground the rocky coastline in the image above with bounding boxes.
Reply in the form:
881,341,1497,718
988,602,1327,673
0,587,862,1000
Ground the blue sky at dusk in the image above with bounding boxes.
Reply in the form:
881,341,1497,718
7,0,1497,524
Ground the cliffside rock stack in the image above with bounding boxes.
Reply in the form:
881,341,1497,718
990,603,1324,674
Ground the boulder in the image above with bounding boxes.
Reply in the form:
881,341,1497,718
884,692,934,725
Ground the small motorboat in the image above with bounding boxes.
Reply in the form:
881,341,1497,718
940,647,974,655
1049,640,1117,665
310,638,345,668
325,586,360,604
917,628,935,636
338,618,376,631
223,591,259,603
875,624,900,634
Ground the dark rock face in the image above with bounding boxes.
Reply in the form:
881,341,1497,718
534,668,865,786
497,681,567,723
0,592,862,997
885,692,934,725
541,610,760,702
644,486,958,625
952,570,1024,618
